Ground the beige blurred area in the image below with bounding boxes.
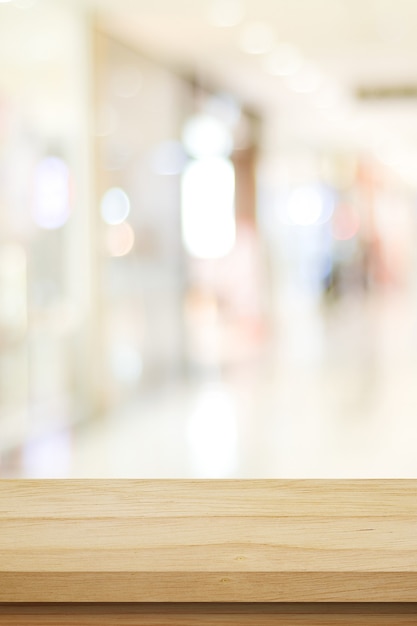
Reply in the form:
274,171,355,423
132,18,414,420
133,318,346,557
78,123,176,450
1,0,417,477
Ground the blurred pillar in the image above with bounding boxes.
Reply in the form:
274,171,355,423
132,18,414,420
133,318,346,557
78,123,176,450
65,7,102,421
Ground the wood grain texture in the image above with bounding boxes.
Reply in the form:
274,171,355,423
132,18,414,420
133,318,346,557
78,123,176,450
1,604,417,625
1,480,417,602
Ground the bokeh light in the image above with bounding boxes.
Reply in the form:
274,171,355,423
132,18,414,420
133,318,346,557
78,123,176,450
332,206,360,240
105,222,135,257
286,186,324,226
182,114,233,158
181,157,235,259
101,187,130,225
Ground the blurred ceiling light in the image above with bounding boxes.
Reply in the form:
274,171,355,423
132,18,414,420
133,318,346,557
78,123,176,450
208,0,245,27
101,187,130,225
32,157,70,230
288,64,323,94
150,140,187,175
262,43,303,76
182,114,233,158
110,67,142,98
238,21,275,55
105,222,135,257
181,157,235,259
286,186,324,226
332,207,360,240
96,105,118,137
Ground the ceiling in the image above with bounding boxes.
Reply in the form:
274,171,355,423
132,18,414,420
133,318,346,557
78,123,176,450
94,0,417,154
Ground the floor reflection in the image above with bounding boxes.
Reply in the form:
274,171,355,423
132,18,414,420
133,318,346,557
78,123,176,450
55,292,416,479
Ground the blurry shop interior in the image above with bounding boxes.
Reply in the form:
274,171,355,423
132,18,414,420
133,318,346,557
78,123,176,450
1,0,417,477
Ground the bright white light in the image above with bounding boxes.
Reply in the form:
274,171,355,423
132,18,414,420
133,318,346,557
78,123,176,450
239,21,275,54
105,222,135,257
187,385,238,477
101,187,130,225
288,65,323,93
32,157,70,230
150,140,187,175
262,43,303,76
181,157,235,259
182,114,233,158
208,0,245,27
287,186,324,226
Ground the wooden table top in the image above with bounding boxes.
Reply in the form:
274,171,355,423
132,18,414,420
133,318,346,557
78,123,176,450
0,480,416,603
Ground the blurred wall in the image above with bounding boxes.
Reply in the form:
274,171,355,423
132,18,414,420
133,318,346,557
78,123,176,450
0,0,96,458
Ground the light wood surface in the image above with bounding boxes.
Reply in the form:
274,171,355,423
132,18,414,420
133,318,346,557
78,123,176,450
1,604,417,625
1,480,417,603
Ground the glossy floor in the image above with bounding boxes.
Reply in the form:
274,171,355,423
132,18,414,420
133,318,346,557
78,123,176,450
3,290,417,478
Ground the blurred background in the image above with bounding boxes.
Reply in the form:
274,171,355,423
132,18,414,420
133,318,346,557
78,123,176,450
1,0,417,477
